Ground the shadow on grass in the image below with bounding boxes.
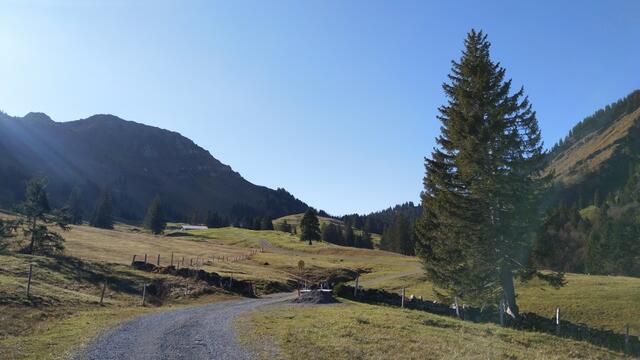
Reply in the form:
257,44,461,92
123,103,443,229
337,284,639,356
52,255,149,294
11,253,151,295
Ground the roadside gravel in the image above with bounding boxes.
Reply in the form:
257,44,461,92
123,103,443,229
75,293,293,360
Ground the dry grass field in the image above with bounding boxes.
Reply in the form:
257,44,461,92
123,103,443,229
0,219,414,359
0,249,236,359
1,216,638,359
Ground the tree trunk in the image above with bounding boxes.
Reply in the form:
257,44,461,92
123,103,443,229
500,265,519,319
28,218,37,254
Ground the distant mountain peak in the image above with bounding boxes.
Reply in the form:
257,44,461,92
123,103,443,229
23,112,53,123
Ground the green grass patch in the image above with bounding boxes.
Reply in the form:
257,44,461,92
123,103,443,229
361,271,640,336
237,301,628,360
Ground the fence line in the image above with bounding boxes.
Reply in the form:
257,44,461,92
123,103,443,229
129,248,265,268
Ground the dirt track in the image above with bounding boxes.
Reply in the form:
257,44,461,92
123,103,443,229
76,293,293,360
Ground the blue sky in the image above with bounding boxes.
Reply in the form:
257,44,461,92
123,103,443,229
1,1,638,215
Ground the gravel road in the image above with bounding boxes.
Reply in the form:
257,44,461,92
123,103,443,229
76,293,293,360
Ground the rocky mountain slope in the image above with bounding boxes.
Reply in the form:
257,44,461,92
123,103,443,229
0,112,307,221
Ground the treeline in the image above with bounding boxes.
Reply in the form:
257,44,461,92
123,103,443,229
185,207,272,230
321,223,373,249
380,213,415,255
2,178,286,235
341,202,421,235
549,90,640,155
3,181,306,231
339,202,421,255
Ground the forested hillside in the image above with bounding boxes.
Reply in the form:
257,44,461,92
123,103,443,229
341,202,421,255
537,90,640,276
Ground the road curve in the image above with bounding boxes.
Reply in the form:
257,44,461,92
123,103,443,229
76,293,293,360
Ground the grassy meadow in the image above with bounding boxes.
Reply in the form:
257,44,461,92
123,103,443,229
237,300,631,360
272,213,344,229
272,213,382,247
358,270,640,337
1,215,638,359
0,250,236,359
0,219,413,359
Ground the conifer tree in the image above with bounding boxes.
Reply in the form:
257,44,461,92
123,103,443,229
343,225,355,247
189,210,200,225
0,218,18,250
91,191,114,229
322,223,343,244
17,178,70,255
205,211,229,228
299,208,321,244
360,230,374,249
380,226,392,251
415,30,561,317
143,195,166,235
278,220,292,233
392,213,415,255
260,217,274,230
66,187,84,225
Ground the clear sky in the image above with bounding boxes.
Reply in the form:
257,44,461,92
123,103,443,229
1,1,638,215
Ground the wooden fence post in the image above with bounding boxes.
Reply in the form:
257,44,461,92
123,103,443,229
624,324,630,354
499,299,505,327
401,288,405,308
171,252,174,267
26,263,33,298
141,283,146,306
144,254,147,265
131,255,137,265
354,275,359,297
157,254,160,266
454,296,460,318
100,282,107,305
555,307,561,335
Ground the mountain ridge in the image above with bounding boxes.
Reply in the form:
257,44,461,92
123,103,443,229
545,90,640,204
0,111,307,221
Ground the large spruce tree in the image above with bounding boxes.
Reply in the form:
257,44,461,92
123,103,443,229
415,30,561,318
299,208,321,244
